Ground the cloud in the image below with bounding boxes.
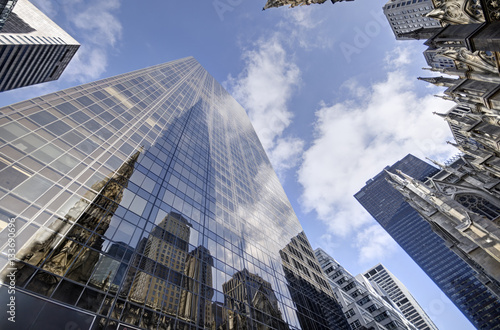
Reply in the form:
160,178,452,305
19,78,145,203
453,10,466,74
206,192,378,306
225,34,303,180
356,225,398,265
31,0,58,17
297,46,457,263
31,0,123,82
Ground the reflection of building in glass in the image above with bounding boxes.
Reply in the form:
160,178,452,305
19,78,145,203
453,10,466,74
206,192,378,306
0,0,79,92
128,213,190,313
179,245,214,328
315,248,425,330
280,232,350,330
355,154,500,329
0,57,343,330
221,268,289,330
90,241,133,293
8,149,140,298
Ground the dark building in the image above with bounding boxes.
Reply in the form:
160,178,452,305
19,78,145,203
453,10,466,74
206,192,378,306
280,232,350,330
382,0,441,40
355,154,500,329
0,0,79,92
0,0,17,31
0,57,349,329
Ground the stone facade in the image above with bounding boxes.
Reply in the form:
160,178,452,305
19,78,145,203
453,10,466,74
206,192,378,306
263,0,352,10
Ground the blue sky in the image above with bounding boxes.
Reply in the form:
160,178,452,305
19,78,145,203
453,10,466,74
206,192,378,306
1,0,474,328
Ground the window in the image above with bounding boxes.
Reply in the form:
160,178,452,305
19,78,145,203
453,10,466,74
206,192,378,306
345,308,355,318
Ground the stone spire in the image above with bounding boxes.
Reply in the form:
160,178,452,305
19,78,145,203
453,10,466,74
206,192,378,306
397,27,443,40
418,76,460,88
263,0,351,10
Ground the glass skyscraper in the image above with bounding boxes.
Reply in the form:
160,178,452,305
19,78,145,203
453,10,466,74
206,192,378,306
354,154,500,329
0,57,349,329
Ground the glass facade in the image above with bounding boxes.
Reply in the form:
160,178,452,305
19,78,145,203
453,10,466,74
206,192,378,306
354,154,500,329
0,57,349,329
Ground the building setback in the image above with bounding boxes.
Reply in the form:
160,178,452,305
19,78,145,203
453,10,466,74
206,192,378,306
0,0,79,92
0,57,350,329
355,154,500,329
315,248,424,330
362,264,437,330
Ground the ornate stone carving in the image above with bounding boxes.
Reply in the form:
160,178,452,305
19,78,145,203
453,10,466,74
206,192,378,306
427,0,485,24
483,0,500,21
437,47,498,73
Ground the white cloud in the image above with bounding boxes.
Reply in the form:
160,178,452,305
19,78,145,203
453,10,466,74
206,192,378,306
225,35,303,180
356,225,398,265
31,0,123,82
64,0,122,81
65,47,108,82
72,1,122,47
384,46,414,69
297,45,457,263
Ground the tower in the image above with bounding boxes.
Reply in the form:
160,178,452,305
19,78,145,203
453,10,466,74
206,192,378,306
0,0,79,92
362,264,437,330
354,154,500,329
315,248,427,330
0,57,349,329
382,0,442,40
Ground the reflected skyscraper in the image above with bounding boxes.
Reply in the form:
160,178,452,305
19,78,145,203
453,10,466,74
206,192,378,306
221,269,288,330
0,57,349,329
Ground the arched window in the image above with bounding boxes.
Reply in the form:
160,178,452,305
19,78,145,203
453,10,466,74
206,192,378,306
455,194,500,220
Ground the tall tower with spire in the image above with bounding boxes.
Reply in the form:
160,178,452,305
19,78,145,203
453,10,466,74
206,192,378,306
355,154,500,329
385,161,500,298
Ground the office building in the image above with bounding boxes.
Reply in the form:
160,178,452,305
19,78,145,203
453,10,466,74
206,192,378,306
382,0,441,40
355,154,500,329
280,232,350,329
362,264,437,330
315,248,425,330
0,0,17,31
386,156,500,298
0,57,350,329
0,0,79,92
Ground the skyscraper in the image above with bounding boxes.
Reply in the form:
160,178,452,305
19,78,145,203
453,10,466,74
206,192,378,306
315,248,426,330
0,0,17,31
382,0,441,40
355,154,500,329
362,264,437,330
0,0,79,92
0,57,349,329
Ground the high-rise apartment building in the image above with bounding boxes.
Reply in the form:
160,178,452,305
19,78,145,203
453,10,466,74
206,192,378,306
355,154,500,329
382,0,441,40
315,248,424,330
362,264,436,330
0,0,79,92
0,57,349,329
